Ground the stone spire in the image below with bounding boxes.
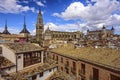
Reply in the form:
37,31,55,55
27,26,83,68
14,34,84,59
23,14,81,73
87,29,89,32
20,16,30,34
2,19,11,34
102,25,106,29
111,26,114,30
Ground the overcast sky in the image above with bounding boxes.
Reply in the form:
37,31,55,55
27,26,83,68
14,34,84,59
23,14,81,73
0,0,120,35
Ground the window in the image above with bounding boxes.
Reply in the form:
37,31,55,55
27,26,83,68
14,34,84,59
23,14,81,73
61,57,63,63
8,68,11,71
39,72,43,77
49,69,52,72
53,54,55,60
18,56,21,59
32,75,37,80
81,63,85,75
56,55,58,61
73,62,76,69
81,78,85,80
71,61,76,75
93,68,99,80
66,60,69,66
61,67,63,71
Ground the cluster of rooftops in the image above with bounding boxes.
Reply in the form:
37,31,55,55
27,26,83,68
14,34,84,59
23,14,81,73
0,42,120,79
1,43,120,70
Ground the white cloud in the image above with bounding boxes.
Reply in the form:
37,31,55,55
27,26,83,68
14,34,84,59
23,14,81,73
52,13,61,17
53,0,120,31
17,1,29,4
0,0,35,13
44,22,88,33
36,1,45,7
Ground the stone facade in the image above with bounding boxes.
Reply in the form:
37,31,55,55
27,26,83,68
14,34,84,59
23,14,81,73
44,28,83,47
44,27,83,41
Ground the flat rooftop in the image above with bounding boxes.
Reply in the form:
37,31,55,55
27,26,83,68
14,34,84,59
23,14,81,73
51,44,120,71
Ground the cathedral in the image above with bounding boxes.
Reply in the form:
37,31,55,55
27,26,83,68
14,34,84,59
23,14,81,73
35,10,83,47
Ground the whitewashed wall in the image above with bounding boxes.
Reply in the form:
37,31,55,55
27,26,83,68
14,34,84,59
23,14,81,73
37,67,57,80
17,54,24,71
41,51,44,63
0,45,16,64
28,67,57,80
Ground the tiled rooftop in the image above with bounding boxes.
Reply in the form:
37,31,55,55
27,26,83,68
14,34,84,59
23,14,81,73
3,43,43,53
0,56,15,69
51,44,120,70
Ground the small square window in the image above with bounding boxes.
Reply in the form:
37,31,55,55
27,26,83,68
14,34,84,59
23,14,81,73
18,56,21,59
8,68,11,71
49,69,52,72
39,72,43,77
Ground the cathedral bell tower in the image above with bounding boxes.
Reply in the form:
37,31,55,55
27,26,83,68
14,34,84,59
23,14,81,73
36,10,44,46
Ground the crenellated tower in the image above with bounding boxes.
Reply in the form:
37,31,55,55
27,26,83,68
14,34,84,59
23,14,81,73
36,10,44,46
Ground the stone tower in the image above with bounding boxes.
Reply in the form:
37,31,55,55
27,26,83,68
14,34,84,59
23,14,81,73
36,10,44,46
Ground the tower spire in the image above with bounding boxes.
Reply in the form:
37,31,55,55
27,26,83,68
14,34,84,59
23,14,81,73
24,16,26,27
20,16,30,34
111,26,114,30
102,25,105,29
2,19,10,34
5,19,7,28
37,9,43,24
